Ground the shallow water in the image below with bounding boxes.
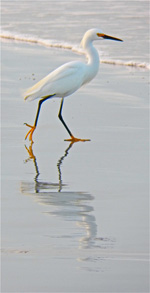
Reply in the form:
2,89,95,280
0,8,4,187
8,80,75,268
1,40,149,292
1,0,150,68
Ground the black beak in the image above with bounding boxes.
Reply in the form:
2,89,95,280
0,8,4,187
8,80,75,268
103,34,123,42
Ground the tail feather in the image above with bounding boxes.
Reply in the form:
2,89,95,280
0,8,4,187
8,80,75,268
24,91,36,101
24,92,37,101
24,77,45,101
24,73,56,101
24,86,41,101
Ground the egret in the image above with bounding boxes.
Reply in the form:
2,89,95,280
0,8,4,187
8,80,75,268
24,28,123,143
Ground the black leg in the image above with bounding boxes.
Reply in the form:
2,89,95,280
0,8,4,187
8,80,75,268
25,94,55,142
58,98,73,137
34,94,55,127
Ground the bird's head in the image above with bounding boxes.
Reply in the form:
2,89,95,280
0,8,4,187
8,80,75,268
81,28,123,48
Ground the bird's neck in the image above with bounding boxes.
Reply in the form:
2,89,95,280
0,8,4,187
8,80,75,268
82,39,100,81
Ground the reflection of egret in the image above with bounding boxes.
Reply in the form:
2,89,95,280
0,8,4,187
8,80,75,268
57,143,73,192
22,142,97,248
24,142,72,192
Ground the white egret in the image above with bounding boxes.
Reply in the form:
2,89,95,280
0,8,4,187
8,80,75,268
24,28,123,143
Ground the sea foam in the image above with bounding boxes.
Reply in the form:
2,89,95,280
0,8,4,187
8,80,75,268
1,30,149,70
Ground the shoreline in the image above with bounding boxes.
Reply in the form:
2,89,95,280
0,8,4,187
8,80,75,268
1,34,150,70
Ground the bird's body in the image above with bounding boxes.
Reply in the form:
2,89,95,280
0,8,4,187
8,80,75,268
24,28,123,143
25,61,92,100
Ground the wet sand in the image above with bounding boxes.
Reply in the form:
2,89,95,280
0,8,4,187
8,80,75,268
1,41,149,292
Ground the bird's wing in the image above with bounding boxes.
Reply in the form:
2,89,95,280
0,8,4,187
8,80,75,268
24,61,86,101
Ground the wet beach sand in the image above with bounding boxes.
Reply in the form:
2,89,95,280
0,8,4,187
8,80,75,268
1,41,149,292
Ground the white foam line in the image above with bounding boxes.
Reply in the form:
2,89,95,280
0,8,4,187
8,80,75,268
1,31,150,70
101,58,150,69
0,30,84,53
105,257,149,262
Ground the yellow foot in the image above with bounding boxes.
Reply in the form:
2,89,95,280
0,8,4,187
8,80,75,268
24,123,36,142
64,136,91,143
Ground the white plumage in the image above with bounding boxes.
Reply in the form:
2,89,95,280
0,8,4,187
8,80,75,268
24,28,122,142
25,61,88,100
